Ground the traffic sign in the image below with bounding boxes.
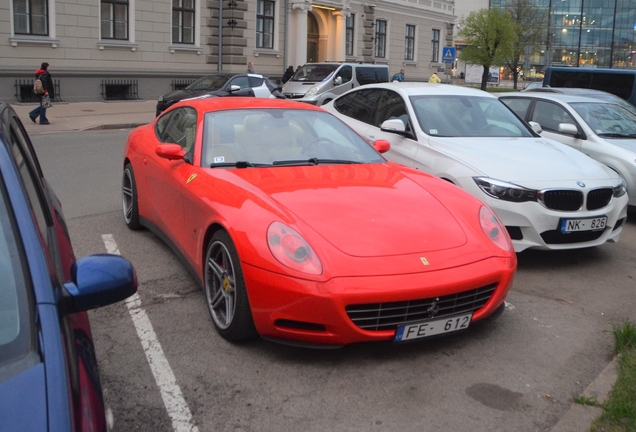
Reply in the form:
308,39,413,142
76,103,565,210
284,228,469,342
442,47,455,62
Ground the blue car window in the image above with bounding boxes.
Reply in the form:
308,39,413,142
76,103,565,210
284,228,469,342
0,175,36,372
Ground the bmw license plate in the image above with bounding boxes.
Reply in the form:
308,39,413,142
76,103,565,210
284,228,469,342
560,216,607,233
394,313,472,342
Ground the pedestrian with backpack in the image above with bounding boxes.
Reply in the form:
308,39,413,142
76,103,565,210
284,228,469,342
29,62,54,125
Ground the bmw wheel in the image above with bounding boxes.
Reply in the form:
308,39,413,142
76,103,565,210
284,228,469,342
122,163,142,230
204,231,257,341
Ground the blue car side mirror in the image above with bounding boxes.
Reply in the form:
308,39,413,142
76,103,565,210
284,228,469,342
63,254,137,313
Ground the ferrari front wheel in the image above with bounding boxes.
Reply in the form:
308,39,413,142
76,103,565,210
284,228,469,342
122,163,142,230
204,231,257,341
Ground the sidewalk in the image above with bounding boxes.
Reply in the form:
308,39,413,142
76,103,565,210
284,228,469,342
11,99,156,134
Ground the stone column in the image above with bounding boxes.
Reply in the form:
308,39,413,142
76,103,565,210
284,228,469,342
333,11,346,62
290,1,312,66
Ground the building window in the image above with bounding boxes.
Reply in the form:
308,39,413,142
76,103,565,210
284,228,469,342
256,0,274,49
101,0,128,40
405,24,415,60
375,19,387,58
346,14,355,56
431,29,440,62
13,0,48,35
172,0,195,44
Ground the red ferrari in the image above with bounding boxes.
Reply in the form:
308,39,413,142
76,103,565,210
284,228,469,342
122,97,516,347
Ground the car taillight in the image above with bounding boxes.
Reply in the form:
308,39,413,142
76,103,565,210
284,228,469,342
267,222,323,275
479,206,513,252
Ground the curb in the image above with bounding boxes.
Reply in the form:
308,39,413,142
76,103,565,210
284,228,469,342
83,123,148,131
550,356,618,432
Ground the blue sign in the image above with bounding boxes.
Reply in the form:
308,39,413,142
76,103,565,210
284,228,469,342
442,47,456,62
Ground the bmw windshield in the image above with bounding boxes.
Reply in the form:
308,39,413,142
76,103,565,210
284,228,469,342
410,95,534,138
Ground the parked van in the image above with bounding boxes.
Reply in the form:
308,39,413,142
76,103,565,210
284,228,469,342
543,67,636,107
282,63,389,106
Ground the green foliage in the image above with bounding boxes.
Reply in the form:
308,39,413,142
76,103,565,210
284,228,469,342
458,7,518,90
586,322,636,431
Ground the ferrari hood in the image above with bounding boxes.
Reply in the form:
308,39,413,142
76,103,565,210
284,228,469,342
428,136,612,183
233,164,468,257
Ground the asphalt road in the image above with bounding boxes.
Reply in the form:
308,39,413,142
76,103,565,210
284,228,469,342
30,129,636,432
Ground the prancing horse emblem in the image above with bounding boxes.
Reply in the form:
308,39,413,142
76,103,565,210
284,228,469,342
420,257,430,266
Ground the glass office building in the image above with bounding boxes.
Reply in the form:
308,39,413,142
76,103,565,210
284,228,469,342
491,0,636,69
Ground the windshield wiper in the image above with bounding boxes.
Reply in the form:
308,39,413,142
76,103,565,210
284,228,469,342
597,132,636,139
271,158,361,166
209,161,270,168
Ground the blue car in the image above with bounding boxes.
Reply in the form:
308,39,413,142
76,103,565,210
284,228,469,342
0,101,137,431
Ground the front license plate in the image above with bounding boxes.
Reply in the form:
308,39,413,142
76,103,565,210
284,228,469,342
560,216,607,233
394,313,472,342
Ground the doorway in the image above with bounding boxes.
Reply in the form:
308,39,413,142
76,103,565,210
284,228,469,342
307,12,319,63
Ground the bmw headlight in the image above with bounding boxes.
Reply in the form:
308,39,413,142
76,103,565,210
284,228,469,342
306,86,320,96
474,177,538,203
613,178,627,197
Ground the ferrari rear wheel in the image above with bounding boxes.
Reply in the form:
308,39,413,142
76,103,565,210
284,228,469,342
122,163,142,230
204,231,257,341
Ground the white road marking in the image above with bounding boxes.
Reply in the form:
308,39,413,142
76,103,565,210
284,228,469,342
102,234,199,432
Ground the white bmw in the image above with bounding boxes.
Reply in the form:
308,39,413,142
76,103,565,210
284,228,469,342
322,83,629,252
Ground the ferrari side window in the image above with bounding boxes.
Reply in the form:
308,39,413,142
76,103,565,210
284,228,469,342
156,108,197,151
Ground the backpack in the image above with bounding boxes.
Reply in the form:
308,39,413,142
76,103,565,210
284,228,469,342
33,78,44,95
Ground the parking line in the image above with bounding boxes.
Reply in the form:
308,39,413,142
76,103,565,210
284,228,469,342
102,234,199,432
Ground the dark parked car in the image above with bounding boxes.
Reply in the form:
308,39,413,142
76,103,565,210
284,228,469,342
0,101,137,431
156,73,280,116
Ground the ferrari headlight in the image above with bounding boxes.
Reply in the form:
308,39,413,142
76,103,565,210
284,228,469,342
267,222,322,275
613,178,627,197
474,177,538,203
479,206,513,252
306,86,320,96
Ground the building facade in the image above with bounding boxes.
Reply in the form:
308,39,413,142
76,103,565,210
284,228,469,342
491,0,636,72
2,0,456,103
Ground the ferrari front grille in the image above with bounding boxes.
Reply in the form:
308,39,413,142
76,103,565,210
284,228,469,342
345,284,497,331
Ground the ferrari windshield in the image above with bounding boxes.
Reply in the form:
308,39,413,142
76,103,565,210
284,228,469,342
185,75,228,92
290,64,339,82
570,102,636,138
410,95,534,138
202,109,385,167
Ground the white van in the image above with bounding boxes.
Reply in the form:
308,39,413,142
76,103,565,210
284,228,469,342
282,63,389,106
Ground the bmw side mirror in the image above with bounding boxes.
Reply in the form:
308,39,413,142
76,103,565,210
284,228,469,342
380,118,407,134
528,121,543,134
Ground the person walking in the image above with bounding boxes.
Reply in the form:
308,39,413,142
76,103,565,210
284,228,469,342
392,69,405,82
429,72,441,83
247,61,257,73
282,66,295,83
29,62,54,125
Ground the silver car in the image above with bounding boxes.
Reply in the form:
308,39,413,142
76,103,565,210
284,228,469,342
500,92,636,208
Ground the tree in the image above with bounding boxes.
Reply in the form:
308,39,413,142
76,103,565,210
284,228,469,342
502,0,547,89
458,7,518,90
